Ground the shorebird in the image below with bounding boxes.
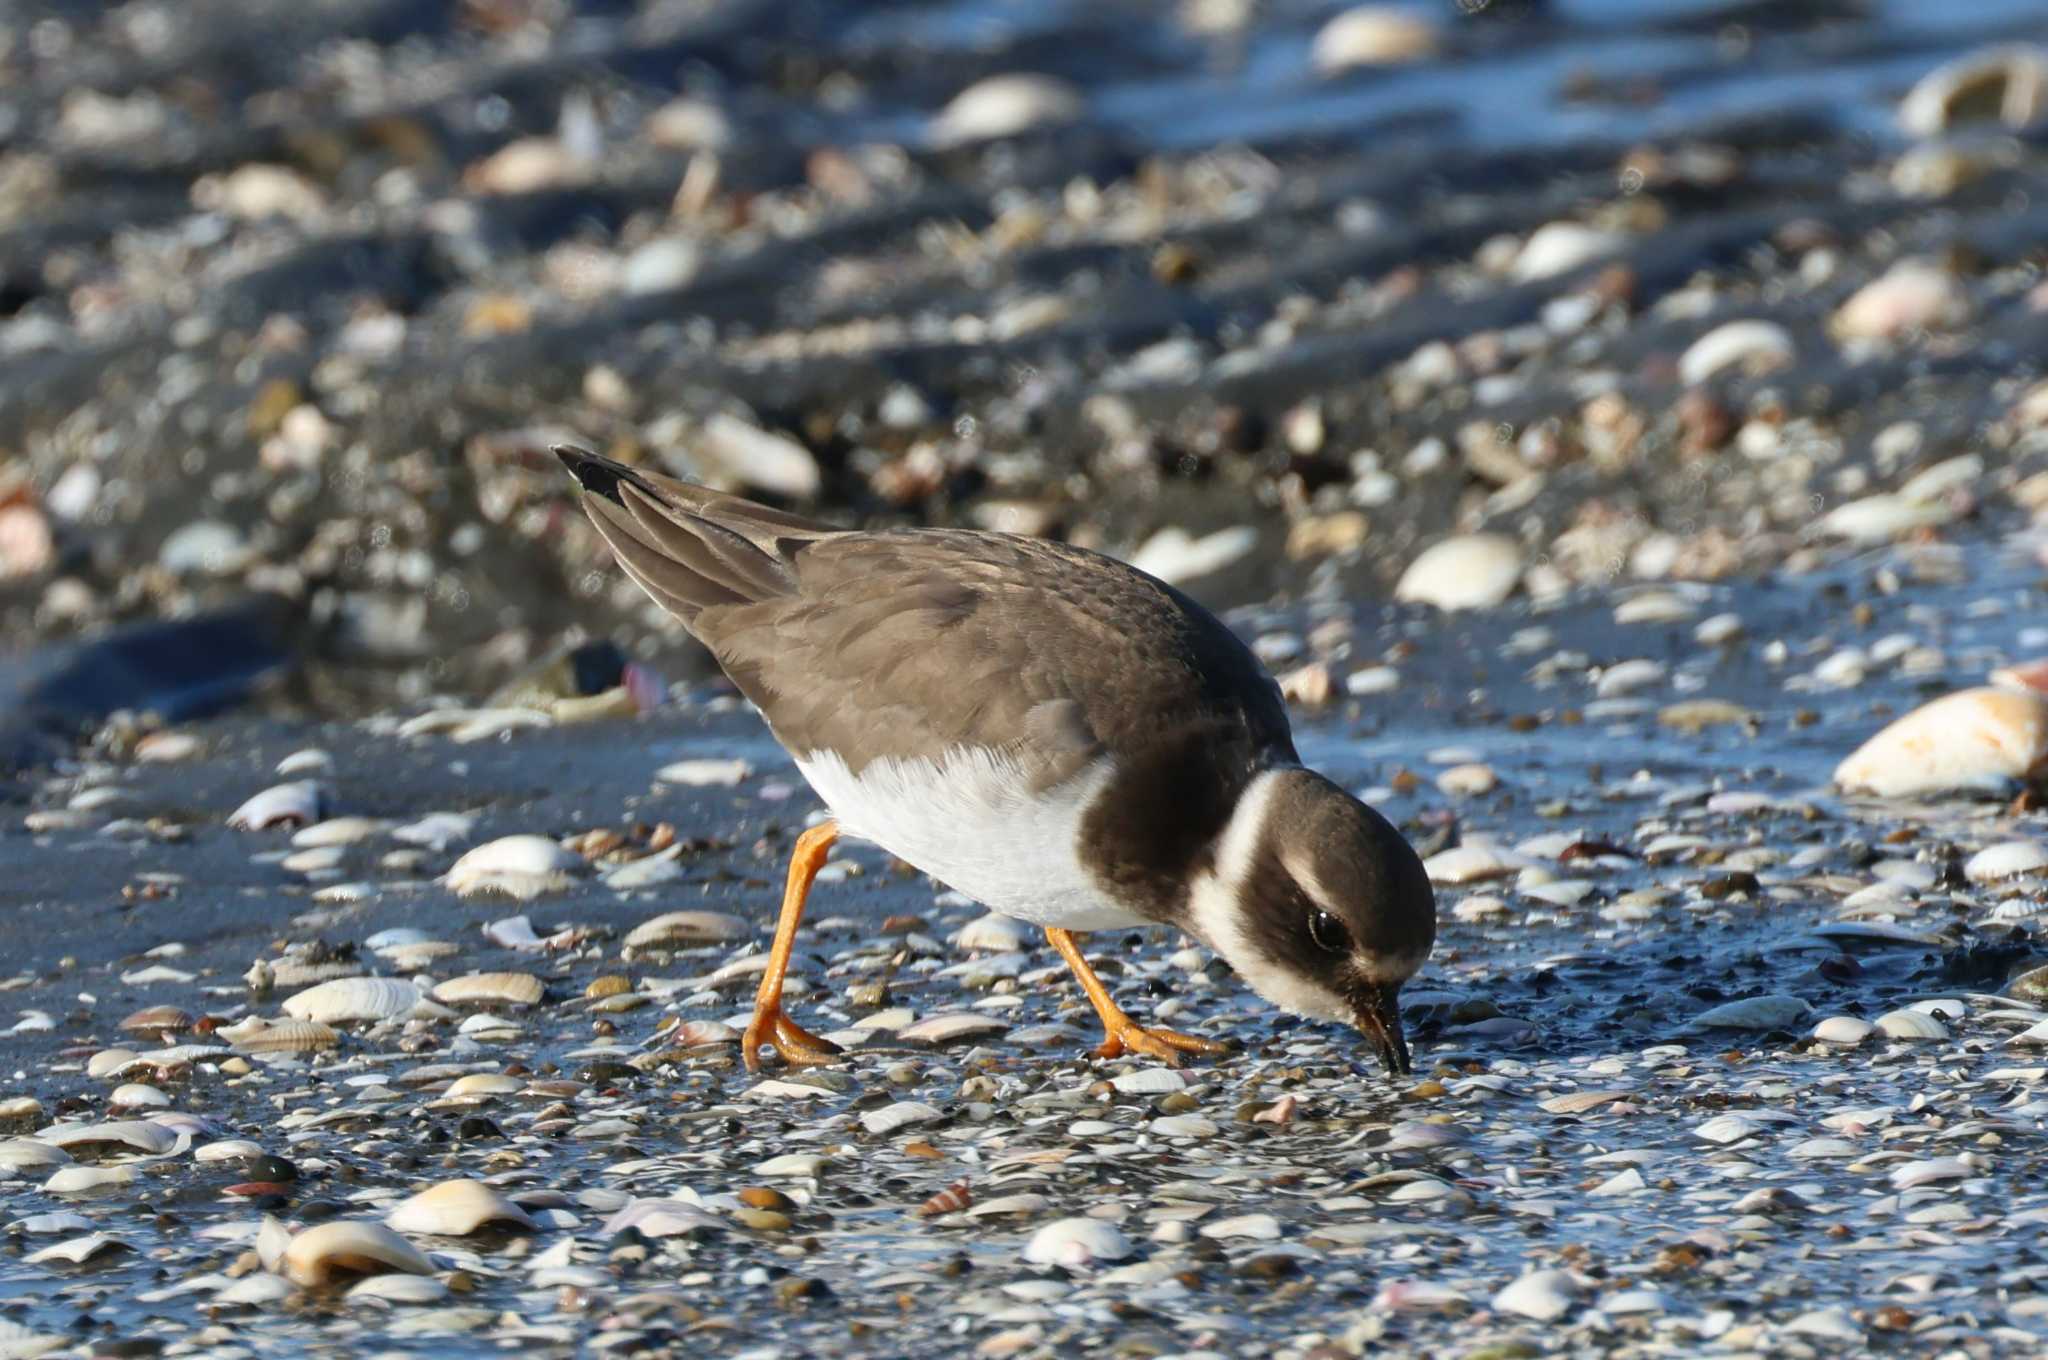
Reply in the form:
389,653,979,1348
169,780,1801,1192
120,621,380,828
556,445,1435,1074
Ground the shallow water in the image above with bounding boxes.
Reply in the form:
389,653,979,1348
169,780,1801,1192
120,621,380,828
5,527,2048,1354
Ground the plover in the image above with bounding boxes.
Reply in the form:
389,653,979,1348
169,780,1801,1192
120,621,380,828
557,445,1436,1074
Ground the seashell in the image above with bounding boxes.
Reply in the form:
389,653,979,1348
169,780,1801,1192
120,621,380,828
1898,43,2048,139
1492,1269,1578,1321
25,1232,128,1264
670,1020,739,1048
914,1181,972,1217
117,1005,191,1038
390,811,477,851
1538,1090,1630,1115
46,1165,139,1194
0,1138,71,1169
601,1197,722,1238
1395,535,1521,611
227,781,327,831
1253,1095,1298,1126
1690,995,1810,1031
1023,1218,1133,1267
431,972,544,1010
443,1074,524,1100
929,74,1084,148
624,910,751,948
956,913,1028,954
645,95,733,152
281,845,347,874
655,758,752,787
291,816,386,848
1151,1114,1219,1138
1311,5,1438,75
862,1101,944,1136
215,1273,295,1307
443,836,581,899
967,1193,1048,1219
1110,1068,1186,1096
1875,1008,1948,1041
1511,222,1624,282
135,731,202,763
1435,763,1497,796
1835,688,2048,797
686,413,823,501
256,1214,293,1272
268,956,365,987
604,849,684,891
108,1084,169,1111
1126,525,1259,587
386,1179,538,1236
281,976,422,1026
1694,1114,1760,1145
1678,319,1794,387
1965,841,2048,883
1422,843,1517,885
226,1017,341,1052
1813,493,1952,544
898,1013,1008,1046
348,1273,451,1304
275,749,334,775
1831,257,1970,342
0,1095,43,1124
1891,1156,1974,1188
483,915,546,950
194,1139,264,1161
43,1119,175,1156
1812,1016,1875,1045
1373,1279,1473,1313
585,975,632,1000
1202,1213,1281,1241
14,1211,92,1235
280,1220,435,1288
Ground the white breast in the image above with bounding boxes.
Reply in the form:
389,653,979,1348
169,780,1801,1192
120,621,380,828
793,746,1147,931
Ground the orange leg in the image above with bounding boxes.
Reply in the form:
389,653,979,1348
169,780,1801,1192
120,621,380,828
1045,927,1229,1067
743,820,844,1072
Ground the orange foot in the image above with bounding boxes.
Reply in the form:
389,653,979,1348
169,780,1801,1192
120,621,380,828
1094,1017,1231,1065
743,1003,843,1071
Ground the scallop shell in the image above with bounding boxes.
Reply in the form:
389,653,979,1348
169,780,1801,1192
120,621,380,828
443,836,581,899
280,1220,435,1288
431,972,544,1010
226,1017,341,1053
1022,1217,1134,1267
1965,841,2048,883
1835,687,2048,797
385,1179,537,1236
623,910,751,948
280,977,422,1026
227,780,327,831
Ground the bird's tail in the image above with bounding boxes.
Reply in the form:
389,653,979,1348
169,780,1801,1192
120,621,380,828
554,444,834,622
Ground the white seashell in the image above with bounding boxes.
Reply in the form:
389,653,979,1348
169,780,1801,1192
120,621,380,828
0,1138,71,1169
46,1165,138,1194
460,1012,521,1039
1966,841,2048,883
225,1017,341,1052
1201,1213,1281,1241
623,910,750,948
256,1214,292,1273
692,412,822,500
604,849,683,891
1835,687,2048,797
1812,1016,1875,1045
349,1273,451,1304
442,1073,524,1100
275,748,334,775
956,913,1028,954
443,836,582,899
1395,535,1521,611
1422,843,1517,885
215,1274,295,1307
1678,319,1794,387
601,1197,721,1238
898,1013,1007,1046
929,74,1084,148
1875,1008,1948,1041
194,1139,264,1162
1785,1308,1864,1343
1373,1279,1472,1313
1891,1156,1973,1188
87,1048,138,1079
1110,1068,1186,1096
1435,763,1497,796
431,972,545,1010
1595,659,1666,698
1690,995,1810,1031
1694,1114,1760,1145
108,1084,169,1110
655,758,752,787
1126,525,1258,587
281,977,422,1026
1492,1269,1578,1321
25,1232,127,1264
1023,1218,1134,1267
386,1179,538,1236
13,1211,91,1235
861,1101,944,1136
1898,44,2048,139
1311,5,1438,74
291,816,385,848
135,731,202,763
669,1020,739,1048
227,781,327,831
281,845,347,874
483,915,545,950
1512,222,1623,282
280,1220,435,1287
754,1153,829,1178
1832,258,1969,342
390,811,477,851
1538,1090,1630,1115
43,1119,175,1155
1150,1114,1218,1138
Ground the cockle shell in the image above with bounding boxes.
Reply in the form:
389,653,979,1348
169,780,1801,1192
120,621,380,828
227,781,327,830
385,1179,537,1236
443,836,581,899
225,1017,341,1053
279,1220,435,1287
1022,1218,1133,1267
280,977,422,1026
623,910,750,948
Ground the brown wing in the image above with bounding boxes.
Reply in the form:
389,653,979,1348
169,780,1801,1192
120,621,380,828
558,445,1296,791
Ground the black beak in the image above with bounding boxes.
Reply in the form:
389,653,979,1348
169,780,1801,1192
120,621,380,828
1353,984,1411,1077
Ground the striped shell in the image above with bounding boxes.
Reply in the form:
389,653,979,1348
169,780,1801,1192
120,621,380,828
280,977,421,1025
430,972,544,1010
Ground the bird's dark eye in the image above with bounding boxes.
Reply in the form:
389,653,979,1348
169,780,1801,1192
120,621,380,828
1307,909,1348,953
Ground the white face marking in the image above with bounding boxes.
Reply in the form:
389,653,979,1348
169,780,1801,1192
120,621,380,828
1185,868,1351,1022
793,746,1145,931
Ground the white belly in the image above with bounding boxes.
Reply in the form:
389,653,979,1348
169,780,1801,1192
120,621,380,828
793,746,1147,931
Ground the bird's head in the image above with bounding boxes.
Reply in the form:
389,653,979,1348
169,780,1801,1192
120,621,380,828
1185,768,1436,1076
